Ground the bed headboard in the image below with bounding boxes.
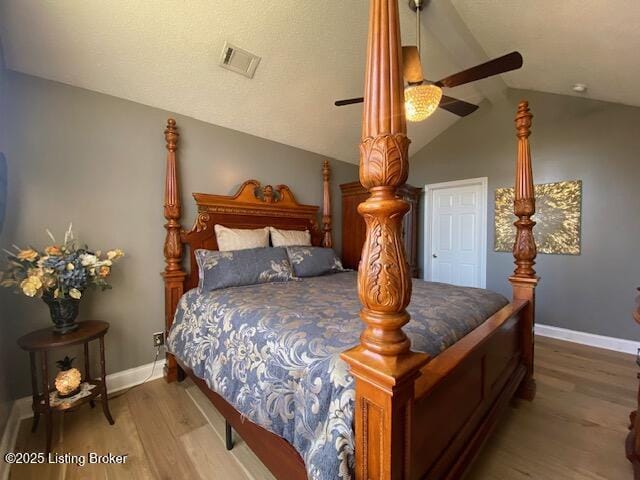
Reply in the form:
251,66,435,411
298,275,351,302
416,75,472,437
161,118,333,381
182,180,323,289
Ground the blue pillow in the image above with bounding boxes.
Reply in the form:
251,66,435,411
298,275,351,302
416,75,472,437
285,247,347,278
195,247,293,292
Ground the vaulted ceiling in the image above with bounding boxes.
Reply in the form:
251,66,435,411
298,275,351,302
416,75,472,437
451,0,640,109
1,1,637,164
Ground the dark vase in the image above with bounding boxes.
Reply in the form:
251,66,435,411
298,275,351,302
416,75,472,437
42,295,80,334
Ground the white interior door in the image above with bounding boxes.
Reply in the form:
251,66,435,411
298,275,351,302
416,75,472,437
425,178,487,288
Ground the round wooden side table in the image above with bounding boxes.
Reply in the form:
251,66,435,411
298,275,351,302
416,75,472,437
17,320,115,454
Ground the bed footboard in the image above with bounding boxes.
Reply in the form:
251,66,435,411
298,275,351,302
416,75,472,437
411,301,527,479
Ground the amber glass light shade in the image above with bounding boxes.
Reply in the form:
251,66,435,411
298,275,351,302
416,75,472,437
54,368,82,397
404,84,443,122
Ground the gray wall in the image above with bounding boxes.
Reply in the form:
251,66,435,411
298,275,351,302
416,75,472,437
409,89,640,341
0,37,13,436
1,71,359,397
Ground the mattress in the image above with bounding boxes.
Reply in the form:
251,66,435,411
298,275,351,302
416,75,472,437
167,271,508,480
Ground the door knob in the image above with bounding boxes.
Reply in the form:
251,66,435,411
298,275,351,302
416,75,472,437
432,254,437,258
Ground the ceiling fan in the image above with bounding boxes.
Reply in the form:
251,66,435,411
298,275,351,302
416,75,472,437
334,0,523,122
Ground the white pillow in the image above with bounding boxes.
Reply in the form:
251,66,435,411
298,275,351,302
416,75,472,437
269,227,312,247
214,225,270,252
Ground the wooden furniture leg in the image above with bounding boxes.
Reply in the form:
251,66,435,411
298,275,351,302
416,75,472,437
29,352,40,433
99,336,114,425
225,420,234,451
40,350,52,454
84,342,95,409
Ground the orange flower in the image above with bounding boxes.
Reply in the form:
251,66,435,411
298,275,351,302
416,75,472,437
98,266,111,278
44,245,62,256
16,249,38,262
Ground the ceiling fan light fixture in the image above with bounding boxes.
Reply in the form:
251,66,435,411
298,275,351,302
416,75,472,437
404,84,442,122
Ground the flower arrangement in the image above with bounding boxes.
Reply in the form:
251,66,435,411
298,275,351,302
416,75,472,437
0,225,124,333
1,224,124,299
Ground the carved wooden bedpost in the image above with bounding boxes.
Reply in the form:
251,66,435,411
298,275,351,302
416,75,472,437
322,159,333,248
163,118,186,383
341,1,429,478
510,101,539,400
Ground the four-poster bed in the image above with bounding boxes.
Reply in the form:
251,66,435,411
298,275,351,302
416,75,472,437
161,2,539,479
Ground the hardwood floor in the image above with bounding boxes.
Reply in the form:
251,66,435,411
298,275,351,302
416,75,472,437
10,337,636,479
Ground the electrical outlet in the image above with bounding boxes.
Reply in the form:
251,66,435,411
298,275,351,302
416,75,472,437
152,332,164,347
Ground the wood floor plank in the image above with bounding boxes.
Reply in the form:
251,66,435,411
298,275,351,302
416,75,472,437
143,377,207,439
180,424,249,480
62,396,155,480
466,336,636,480
537,364,637,408
535,351,635,390
537,336,635,367
185,382,277,480
9,337,637,480
126,383,201,480
10,414,65,480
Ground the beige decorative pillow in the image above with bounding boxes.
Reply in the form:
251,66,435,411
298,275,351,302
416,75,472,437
269,227,312,247
214,225,270,252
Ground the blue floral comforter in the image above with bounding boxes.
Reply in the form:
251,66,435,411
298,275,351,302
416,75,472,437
167,272,507,479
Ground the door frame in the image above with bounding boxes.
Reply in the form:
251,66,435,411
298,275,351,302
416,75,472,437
423,177,488,288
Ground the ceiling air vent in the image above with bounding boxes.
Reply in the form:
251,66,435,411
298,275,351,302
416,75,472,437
219,42,261,79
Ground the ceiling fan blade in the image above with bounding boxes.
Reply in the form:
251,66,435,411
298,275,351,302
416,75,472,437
402,46,424,84
438,95,479,117
334,97,364,106
434,51,523,89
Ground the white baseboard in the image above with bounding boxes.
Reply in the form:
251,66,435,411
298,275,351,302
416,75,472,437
537,323,639,355
105,358,166,394
0,357,165,479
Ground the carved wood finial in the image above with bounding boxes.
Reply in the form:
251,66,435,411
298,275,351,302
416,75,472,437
322,160,333,248
163,118,183,273
262,185,275,203
165,118,178,152
512,101,537,278
355,0,412,357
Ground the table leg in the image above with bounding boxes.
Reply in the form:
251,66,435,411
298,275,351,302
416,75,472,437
99,336,114,425
84,342,95,409
29,352,40,433
40,351,52,454
225,420,234,451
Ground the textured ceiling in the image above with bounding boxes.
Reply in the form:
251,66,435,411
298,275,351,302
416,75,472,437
0,0,488,164
451,0,640,108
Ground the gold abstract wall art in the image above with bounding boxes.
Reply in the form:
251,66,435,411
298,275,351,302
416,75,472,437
495,180,582,255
